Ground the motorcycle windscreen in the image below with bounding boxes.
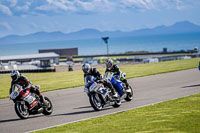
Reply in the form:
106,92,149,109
110,77,124,96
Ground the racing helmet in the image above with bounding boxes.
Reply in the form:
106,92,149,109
10,70,20,81
106,59,113,70
82,63,91,74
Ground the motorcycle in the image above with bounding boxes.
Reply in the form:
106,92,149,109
10,85,53,119
106,73,133,102
84,80,121,111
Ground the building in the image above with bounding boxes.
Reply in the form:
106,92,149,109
134,54,191,63
0,53,59,68
39,48,78,56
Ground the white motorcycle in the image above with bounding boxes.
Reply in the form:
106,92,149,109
84,80,121,111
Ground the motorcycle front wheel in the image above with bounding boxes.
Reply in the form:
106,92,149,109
89,93,103,111
15,101,29,119
113,98,121,108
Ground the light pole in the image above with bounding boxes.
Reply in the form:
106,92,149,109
102,37,109,58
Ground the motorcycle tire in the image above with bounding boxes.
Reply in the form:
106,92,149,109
42,96,53,115
125,85,133,101
89,93,103,111
112,99,121,108
15,102,29,119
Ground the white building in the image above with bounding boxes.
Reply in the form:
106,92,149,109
0,53,59,71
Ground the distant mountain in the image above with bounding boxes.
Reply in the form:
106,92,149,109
65,29,103,39
0,31,67,44
0,21,200,44
128,21,200,36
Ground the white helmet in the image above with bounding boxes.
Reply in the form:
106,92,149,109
10,70,20,81
106,59,113,70
82,63,91,74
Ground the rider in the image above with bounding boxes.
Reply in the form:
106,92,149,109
9,70,47,106
82,63,117,98
104,59,129,88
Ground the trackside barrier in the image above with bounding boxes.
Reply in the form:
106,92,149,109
0,68,55,74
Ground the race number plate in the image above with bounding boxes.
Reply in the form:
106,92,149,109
10,91,19,99
23,94,36,104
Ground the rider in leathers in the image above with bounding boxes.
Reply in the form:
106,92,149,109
82,63,117,98
9,70,47,106
104,59,129,88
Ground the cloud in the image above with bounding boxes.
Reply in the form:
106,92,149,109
0,22,12,30
119,0,200,11
6,0,18,7
120,0,155,10
36,0,115,14
76,0,116,12
0,0,200,17
36,0,77,12
35,0,199,15
0,4,12,16
15,2,31,11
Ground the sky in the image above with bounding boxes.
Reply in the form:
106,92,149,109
0,0,200,37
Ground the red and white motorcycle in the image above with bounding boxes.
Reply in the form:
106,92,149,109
10,85,53,119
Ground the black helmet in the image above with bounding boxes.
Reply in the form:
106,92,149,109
82,63,91,74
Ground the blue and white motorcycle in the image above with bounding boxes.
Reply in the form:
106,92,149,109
84,77,121,111
105,73,133,102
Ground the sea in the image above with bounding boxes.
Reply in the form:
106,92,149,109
0,32,200,56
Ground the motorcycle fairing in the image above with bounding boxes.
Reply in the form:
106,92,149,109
110,76,124,96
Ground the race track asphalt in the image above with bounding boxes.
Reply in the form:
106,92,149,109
0,69,200,133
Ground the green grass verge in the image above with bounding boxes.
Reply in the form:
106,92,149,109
0,58,199,99
35,93,200,133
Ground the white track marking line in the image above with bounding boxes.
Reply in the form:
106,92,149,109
26,94,193,133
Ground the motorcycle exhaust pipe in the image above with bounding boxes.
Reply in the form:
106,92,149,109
37,108,44,113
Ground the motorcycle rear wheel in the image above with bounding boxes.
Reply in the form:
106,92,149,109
15,102,29,119
125,85,133,101
42,96,53,115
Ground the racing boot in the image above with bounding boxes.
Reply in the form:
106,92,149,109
35,87,48,107
40,96,48,107
112,89,118,99
123,79,129,89
39,95,48,107
105,81,118,98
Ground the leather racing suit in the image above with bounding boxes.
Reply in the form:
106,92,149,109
9,74,45,103
84,67,116,95
104,64,129,88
